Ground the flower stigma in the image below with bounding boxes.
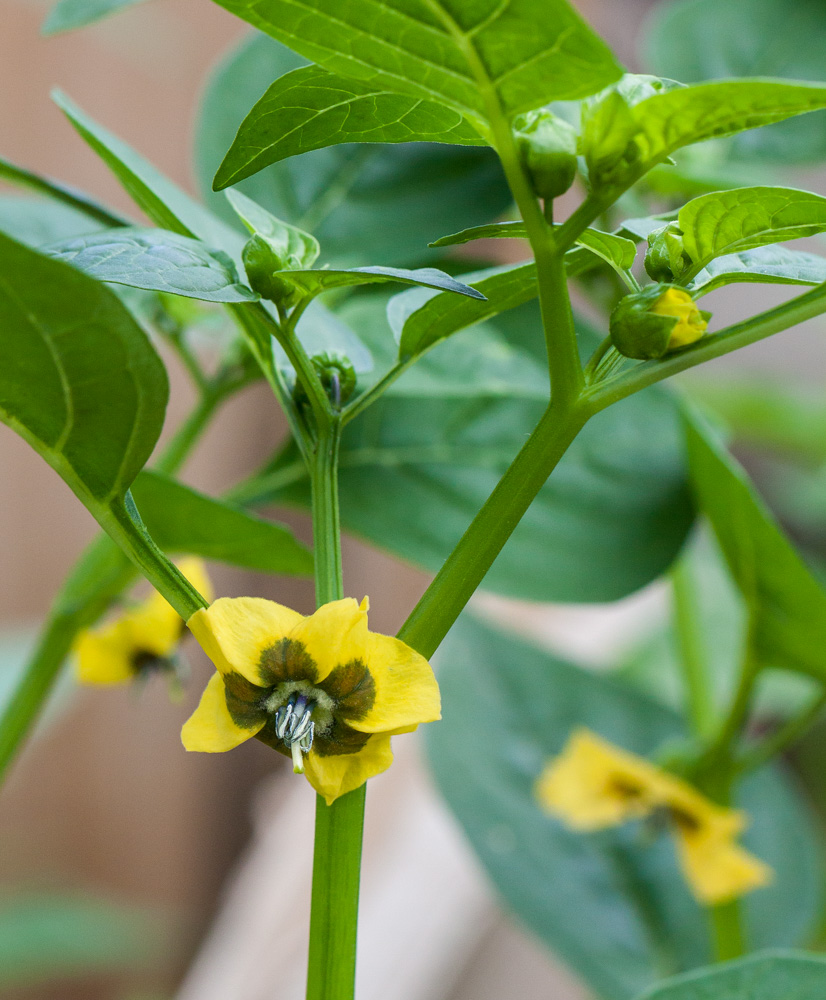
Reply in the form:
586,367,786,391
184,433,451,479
273,691,316,773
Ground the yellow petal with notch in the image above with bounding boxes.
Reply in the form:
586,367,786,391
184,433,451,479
187,597,304,686
181,671,264,752
674,822,773,905
287,598,369,682
304,733,394,804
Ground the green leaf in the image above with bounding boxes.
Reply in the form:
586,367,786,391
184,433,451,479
430,221,637,271
0,233,167,505
195,34,512,268
44,227,259,302
131,471,312,575
629,80,826,182
427,616,822,1000
637,951,826,1000
42,0,147,33
643,0,826,165
265,302,694,603
225,188,319,268
691,246,826,296
0,154,128,228
0,893,163,989
677,187,826,277
210,0,622,120
274,264,486,303
52,90,244,254
213,64,485,190
0,195,106,248
685,411,826,680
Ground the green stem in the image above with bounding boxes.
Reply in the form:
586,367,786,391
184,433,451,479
305,415,365,1000
710,899,746,962
399,400,587,658
341,358,415,427
671,558,716,739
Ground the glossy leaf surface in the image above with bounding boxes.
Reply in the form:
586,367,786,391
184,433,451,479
638,952,826,1000
0,233,167,504
45,228,258,302
276,264,486,303
213,64,484,189
428,616,821,1000
691,246,826,296
210,0,622,119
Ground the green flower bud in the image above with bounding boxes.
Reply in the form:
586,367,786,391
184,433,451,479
513,109,578,201
644,223,690,283
580,90,640,190
610,285,709,360
242,234,302,308
293,352,357,411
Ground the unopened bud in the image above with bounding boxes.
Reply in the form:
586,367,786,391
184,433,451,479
242,234,302,308
513,110,578,201
610,285,709,360
644,224,690,283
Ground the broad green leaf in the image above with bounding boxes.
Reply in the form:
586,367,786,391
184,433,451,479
427,616,822,1000
0,233,167,505
638,952,826,1000
131,471,312,575
42,0,147,33
619,215,678,241
262,303,694,602
195,34,512,268
644,0,826,165
430,221,637,271
210,0,622,120
275,264,486,303
52,90,244,254
629,80,826,182
691,246,826,297
0,195,106,247
677,187,826,277
44,227,259,302
213,64,484,190
0,894,163,989
0,154,128,228
685,412,826,680
225,188,319,268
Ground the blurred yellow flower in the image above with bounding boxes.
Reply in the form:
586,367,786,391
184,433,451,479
651,287,707,349
535,728,771,905
75,558,212,686
181,596,441,804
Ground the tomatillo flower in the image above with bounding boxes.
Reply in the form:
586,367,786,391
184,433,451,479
535,728,772,905
650,287,708,349
181,596,441,804
75,558,212,686
610,283,709,360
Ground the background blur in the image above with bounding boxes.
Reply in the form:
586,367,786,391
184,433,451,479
1,0,825,997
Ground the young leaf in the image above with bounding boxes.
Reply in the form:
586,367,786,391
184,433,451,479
677,186,826,276
131,471,312,575
276,265,486,304
638,952,826,1000
225,188,319,269
691,246,826,297
42,0,148,33
431,221,637,272
213,64,485,190
195,34,512,268
44,228,259,302
210,0,622,120
0,233,167,506
685,411,826,681
427,616,820,1000
0,195,106,248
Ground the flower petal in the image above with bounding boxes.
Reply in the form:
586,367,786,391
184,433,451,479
187,597,304,685
341,633,441,733
182,671,265,752
303,733,394,805
75,623,136,685
287,598,369,682
674,824,773,905
127,590,183,658
177,557,214,604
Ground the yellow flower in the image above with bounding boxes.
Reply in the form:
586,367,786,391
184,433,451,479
651,287,707,349
75,558,212,686
535,728,772,905
181,596,441,804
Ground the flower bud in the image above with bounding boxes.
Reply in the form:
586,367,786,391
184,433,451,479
242,234,302,308
644,224,690,283
513,109,578,201
610,285,709,360
293,352,356,410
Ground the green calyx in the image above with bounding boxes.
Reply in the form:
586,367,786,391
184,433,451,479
610,283,709,360
512,109,578,201
294,352,357,411
242,233,304,307
645,223,690,282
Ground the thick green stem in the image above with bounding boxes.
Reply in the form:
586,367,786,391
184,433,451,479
671,559,716,739
399,400,586,658
305,416,364,1000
